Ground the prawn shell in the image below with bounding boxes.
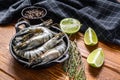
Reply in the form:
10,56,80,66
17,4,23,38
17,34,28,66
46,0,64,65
22,33,63,63
41,49,61,63
15,27,55,50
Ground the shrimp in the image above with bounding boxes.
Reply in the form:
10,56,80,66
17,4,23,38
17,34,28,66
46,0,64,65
14,27,43,46
40,40,66,63
17,33,64,61
16,27,43,37
14,33,34,45
15,27,55,50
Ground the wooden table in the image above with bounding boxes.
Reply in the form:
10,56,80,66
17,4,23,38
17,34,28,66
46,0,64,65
0,24,120,80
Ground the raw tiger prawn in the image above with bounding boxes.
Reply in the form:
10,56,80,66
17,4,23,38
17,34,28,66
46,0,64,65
15,27,55,50
41,40,66,63
18,33,63,58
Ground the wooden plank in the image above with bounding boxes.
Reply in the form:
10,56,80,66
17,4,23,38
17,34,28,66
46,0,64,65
0,70,15,80
0,25,120,80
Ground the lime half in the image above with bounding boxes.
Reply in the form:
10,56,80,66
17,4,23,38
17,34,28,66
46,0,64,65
84,27,98,46
60,18,82,34
87,48,104,68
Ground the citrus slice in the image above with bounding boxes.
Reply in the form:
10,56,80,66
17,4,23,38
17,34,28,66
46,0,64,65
60,18,82,34
87,48,104,68
84,27,98,46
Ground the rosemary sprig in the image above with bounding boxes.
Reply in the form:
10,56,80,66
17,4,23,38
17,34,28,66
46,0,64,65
63,41,86,80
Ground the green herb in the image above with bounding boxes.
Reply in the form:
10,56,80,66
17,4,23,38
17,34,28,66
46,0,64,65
63,41,86,80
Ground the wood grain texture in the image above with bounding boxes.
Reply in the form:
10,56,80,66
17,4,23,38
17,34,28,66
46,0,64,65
0,70,15,80
0,24,120,80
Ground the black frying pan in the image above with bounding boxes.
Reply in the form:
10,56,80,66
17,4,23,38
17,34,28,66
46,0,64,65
9,21,70,68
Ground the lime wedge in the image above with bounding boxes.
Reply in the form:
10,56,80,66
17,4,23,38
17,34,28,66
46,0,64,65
60,18,82,34
87,48,104,68
84,27,98,46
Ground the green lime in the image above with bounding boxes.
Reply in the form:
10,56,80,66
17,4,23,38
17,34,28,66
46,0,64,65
60,18,82,34
87,48,104,68
84,27,98,46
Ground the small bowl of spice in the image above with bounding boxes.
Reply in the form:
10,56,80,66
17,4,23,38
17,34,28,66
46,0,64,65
21,6,47,24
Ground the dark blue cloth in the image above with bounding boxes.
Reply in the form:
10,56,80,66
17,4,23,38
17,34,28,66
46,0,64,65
0,0,120,45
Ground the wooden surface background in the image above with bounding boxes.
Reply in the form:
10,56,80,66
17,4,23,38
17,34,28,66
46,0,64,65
0,24,120,80
0,1,120,79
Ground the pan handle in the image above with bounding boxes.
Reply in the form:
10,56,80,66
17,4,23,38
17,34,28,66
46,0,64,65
15,21,30,33
55,54,69,63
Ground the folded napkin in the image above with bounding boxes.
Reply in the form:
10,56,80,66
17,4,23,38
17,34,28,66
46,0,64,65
0,0,120,45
